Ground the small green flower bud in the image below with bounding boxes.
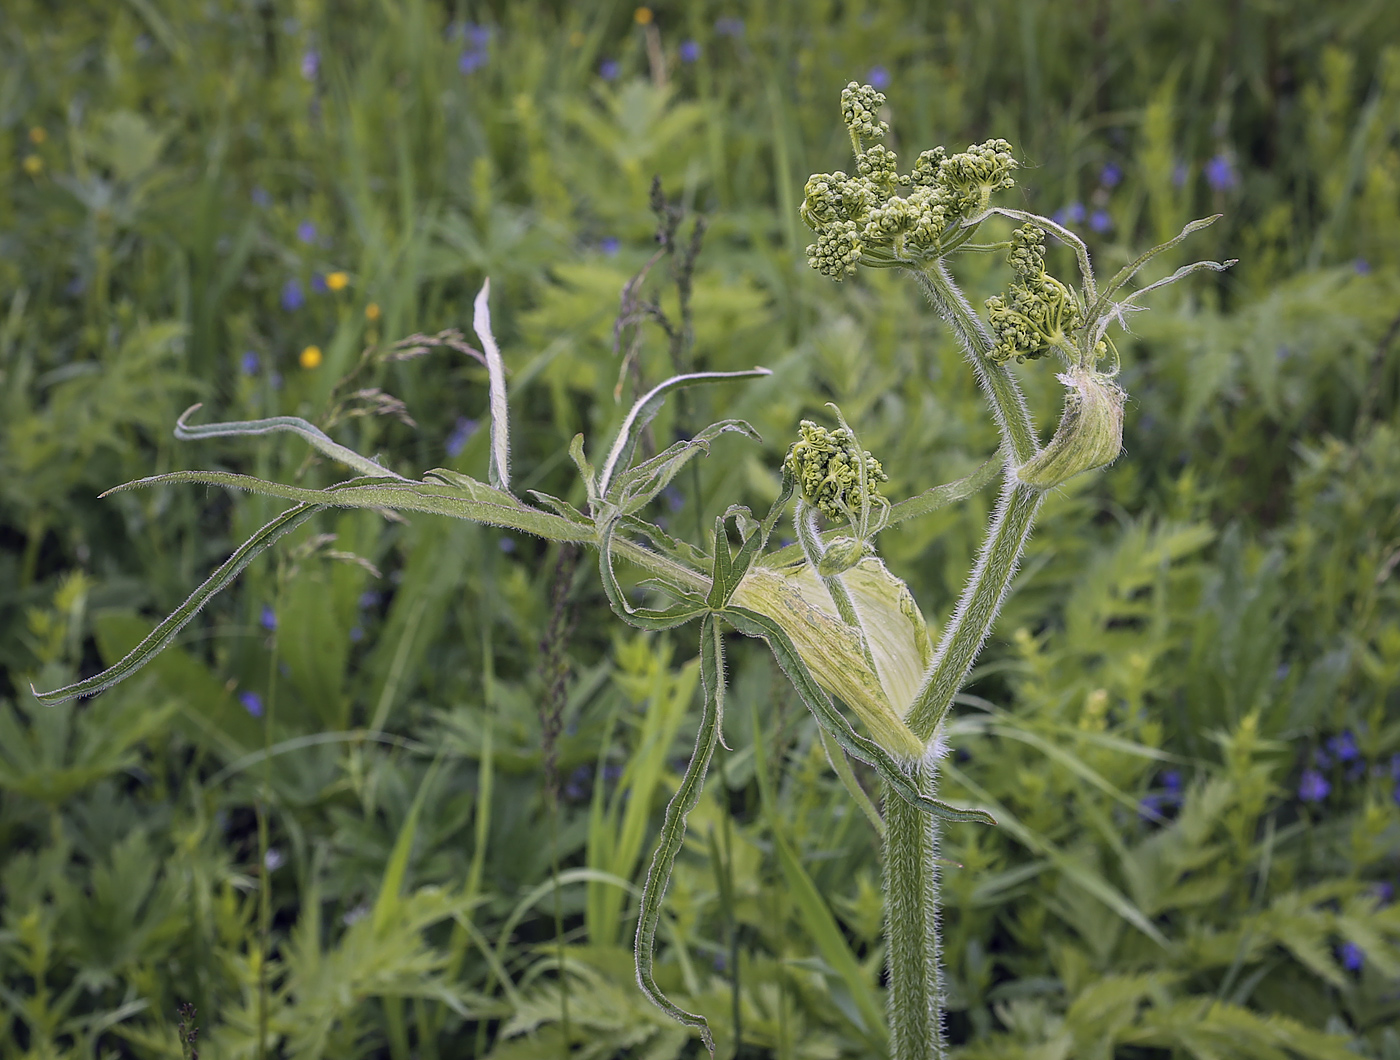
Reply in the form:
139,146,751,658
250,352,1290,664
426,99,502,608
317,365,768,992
985,225,1083,363
784,420,888,521
1007,224,1046,278
856,144,899,189
1015,366,1125,489
910,147,947,187
816,535,869,577
937,138,1017,215
840,82,888,141
806,220,864,279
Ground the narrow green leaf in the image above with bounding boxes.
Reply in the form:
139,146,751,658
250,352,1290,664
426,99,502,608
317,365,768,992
104,470,593,542
596,517,707,630
706,515,736,609
613,419,761,514
568,433,598,509
372,753,446,935
174,403,405,480
34,504,324,705
1091,214,1223,318
597,368,771,498
633,615,723,1056
1094,257,1237,347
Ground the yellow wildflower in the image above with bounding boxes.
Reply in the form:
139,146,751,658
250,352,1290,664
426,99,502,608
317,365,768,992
23,155,43,176
634,6,653,24
364,302,381,321
326,271,349,292
299,345,323,369
29,127,47,144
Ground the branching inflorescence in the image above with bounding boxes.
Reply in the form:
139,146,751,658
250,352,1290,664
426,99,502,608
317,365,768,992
36,81,1232,1060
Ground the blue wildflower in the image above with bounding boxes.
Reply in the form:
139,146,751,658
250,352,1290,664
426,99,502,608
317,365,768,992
867,65,890,90
260,605,278,631
1375,882,1395,906
445,416,478,457
241,351,260,375
1089,209,1112,233
1066,201,1086,224
1390,753,1400,780
300,49,319,80
264,848,285,872
1276,662,1290,680
599,59,620,80
270,371,283,391
459,48,487,74
1100,161,1123,187
281,279,304,311
1138,793,1168,821
349,626,364,642
499,537,516,554
1161,770,1182,795
663,486,685,512
1298,768,1330,802
714,16,744,36
297,220,317,244
1355,258,1371,274
466,24,491,48
1172,161,1188,188
251,186,271,207
679,40,701,63
600,236,620,255
358,590,381,610
310,272,327,295
1338,941,1364,972
1205,154,1237,191
239,691,264,717
1328,731,1359,762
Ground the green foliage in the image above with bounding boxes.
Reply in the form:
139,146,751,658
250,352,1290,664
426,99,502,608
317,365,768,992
3,1,1400,1058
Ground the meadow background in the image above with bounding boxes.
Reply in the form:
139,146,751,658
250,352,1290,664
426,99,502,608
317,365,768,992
3,1,1400,1057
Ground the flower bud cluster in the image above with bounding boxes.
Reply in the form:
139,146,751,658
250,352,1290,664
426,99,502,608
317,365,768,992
783,420,887,522
985,224,1084,364
840,82,889,140
801,82,1020,280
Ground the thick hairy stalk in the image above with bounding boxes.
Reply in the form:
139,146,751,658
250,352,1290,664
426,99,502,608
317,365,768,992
884,763,946,1060
912,263,1037,465
905,479,1043,740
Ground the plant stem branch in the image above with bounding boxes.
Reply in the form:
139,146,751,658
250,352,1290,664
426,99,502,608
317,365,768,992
884,763,945,1060
906,479,1042,740
911,263,1037,465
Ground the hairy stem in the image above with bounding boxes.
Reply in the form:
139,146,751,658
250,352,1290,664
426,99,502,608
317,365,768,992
911,263,1037,465
906,479,1043,740
884,762,945,1060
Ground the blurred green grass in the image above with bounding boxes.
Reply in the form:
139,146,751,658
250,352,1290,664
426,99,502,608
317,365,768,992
2,1,1399,1057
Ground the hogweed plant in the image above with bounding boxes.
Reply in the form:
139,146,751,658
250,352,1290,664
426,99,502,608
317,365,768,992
38,82,1233,1059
